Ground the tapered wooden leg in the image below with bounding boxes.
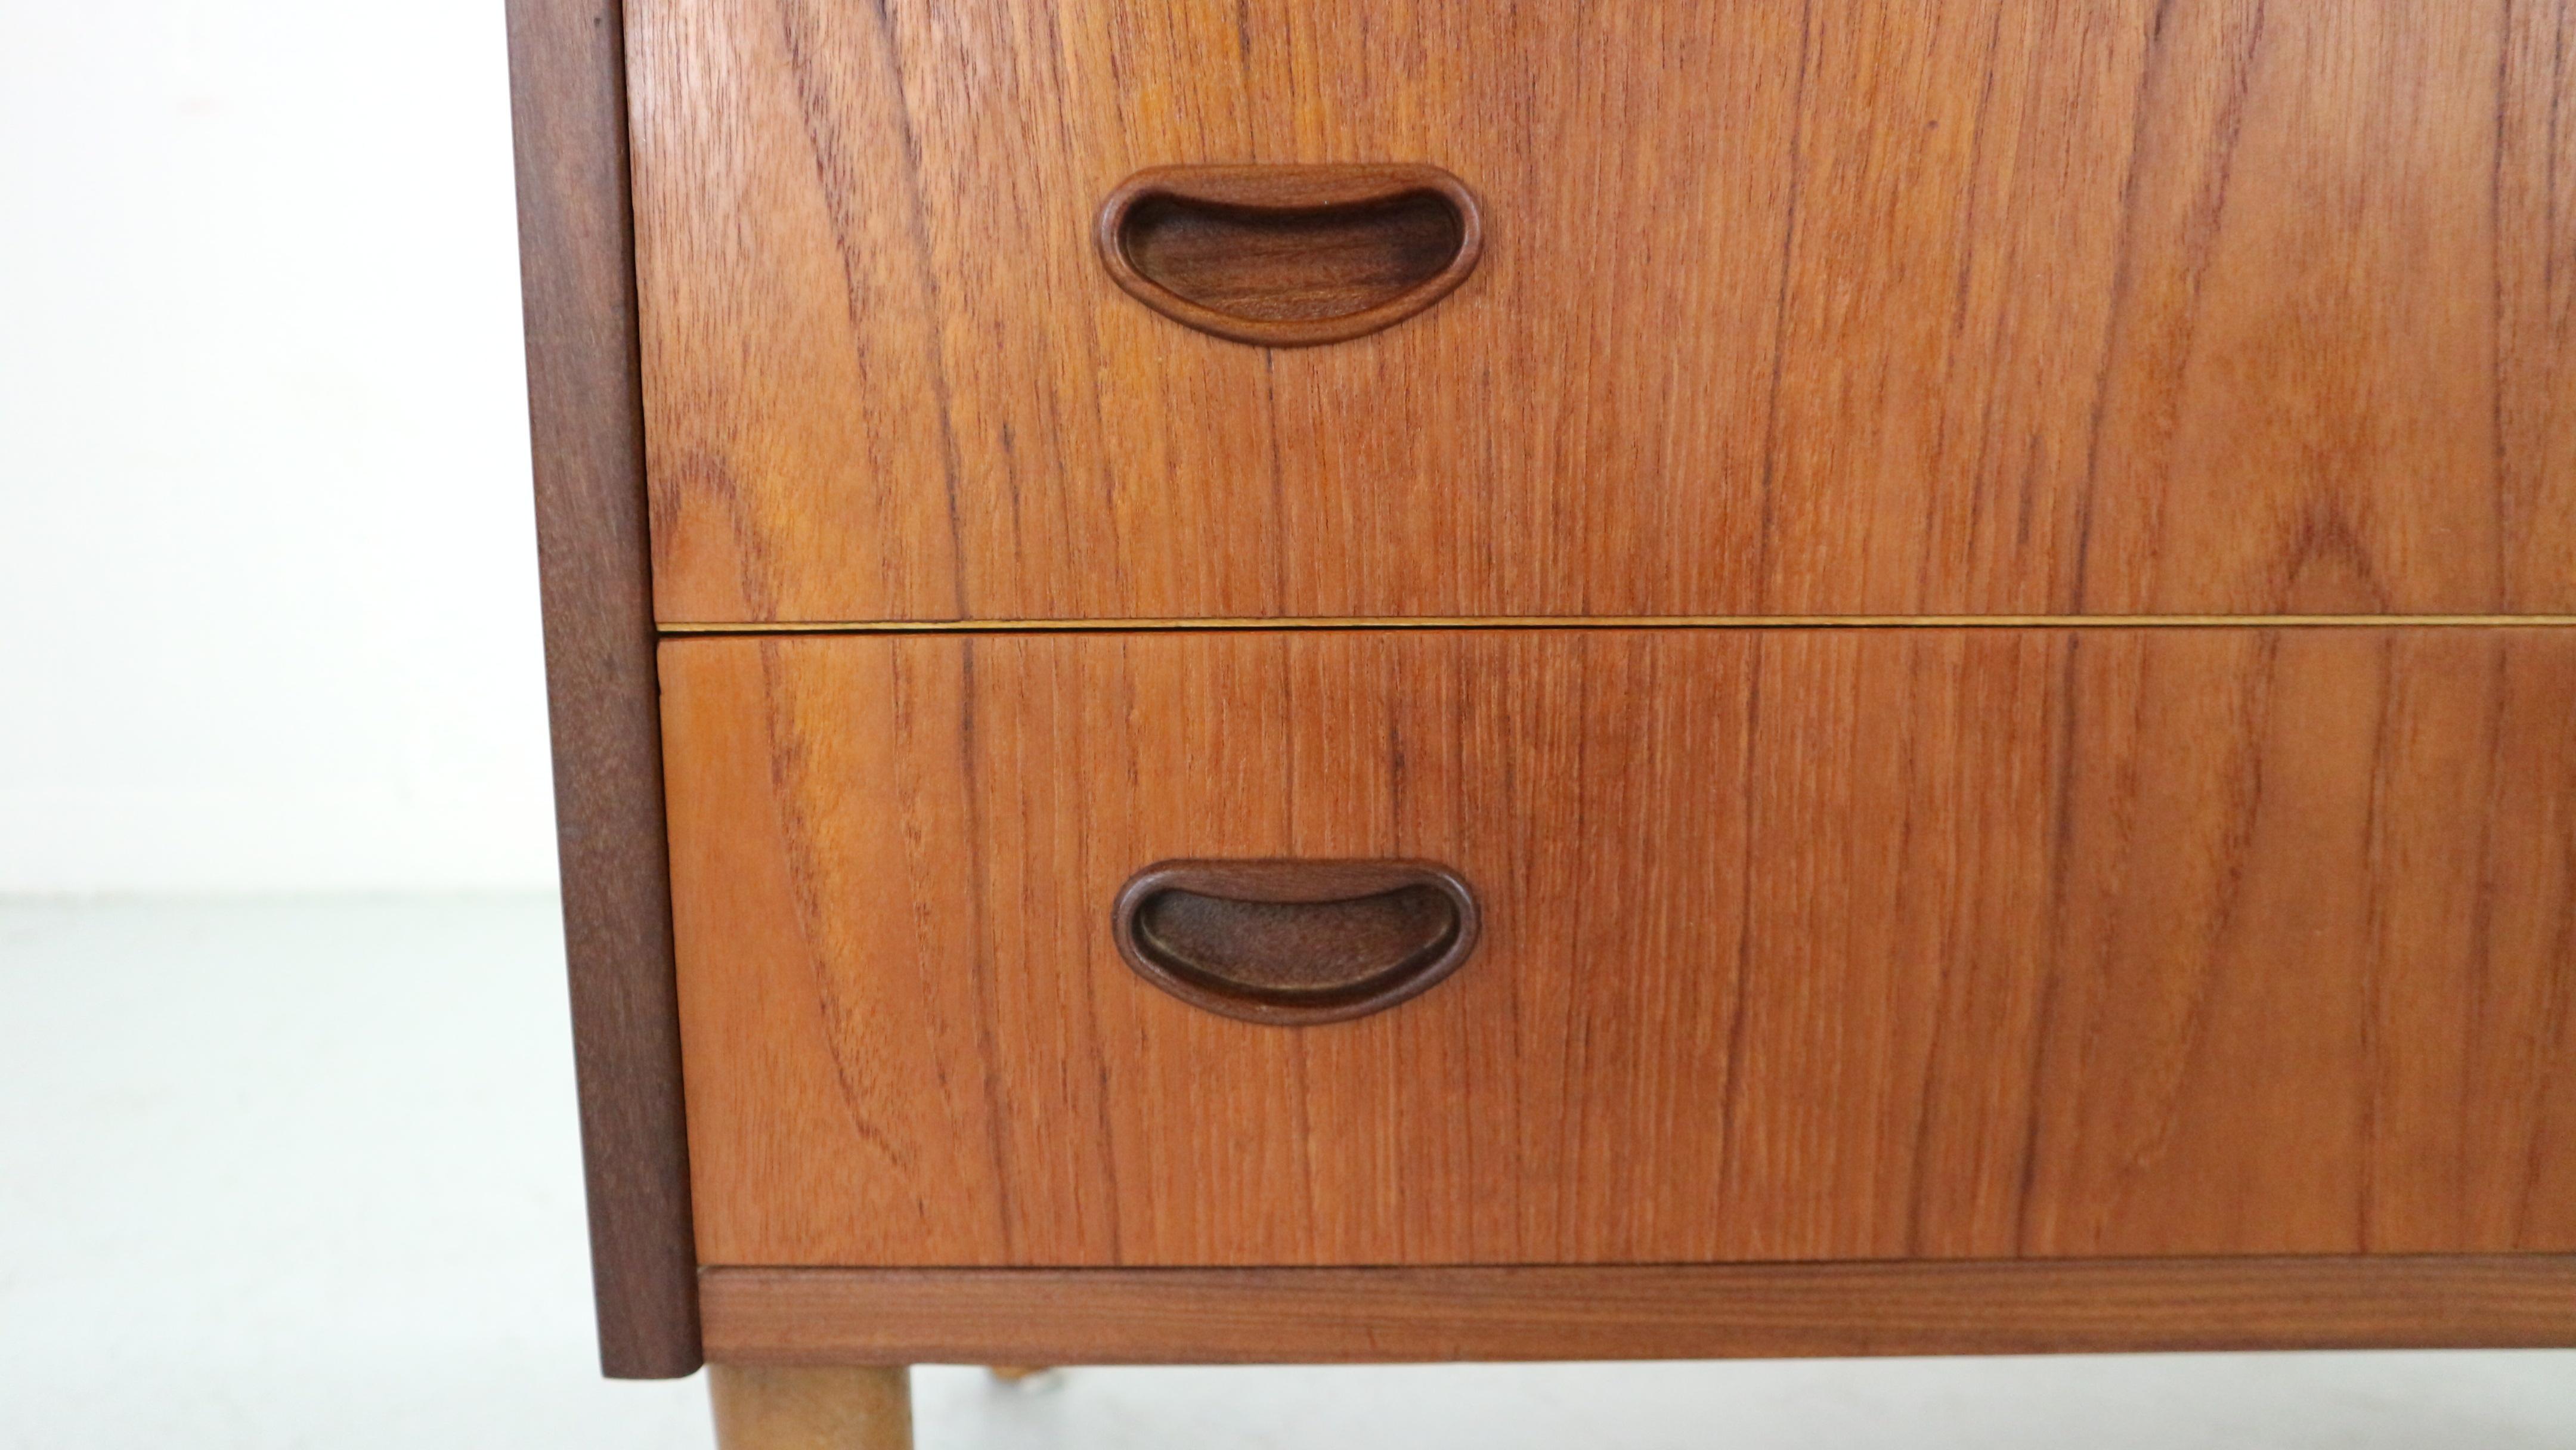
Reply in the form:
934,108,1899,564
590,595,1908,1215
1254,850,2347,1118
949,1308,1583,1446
708,1365,912,1450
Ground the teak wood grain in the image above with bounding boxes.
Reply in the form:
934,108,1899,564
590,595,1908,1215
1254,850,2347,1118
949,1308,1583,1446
506,0,699,1378
701,1259,2576,1365
659,629,2576,1268
627,0,2576,624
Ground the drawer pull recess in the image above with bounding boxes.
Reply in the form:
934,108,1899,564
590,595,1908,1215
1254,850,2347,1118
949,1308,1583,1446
1113,860,1482,1024
1095,164,1484,347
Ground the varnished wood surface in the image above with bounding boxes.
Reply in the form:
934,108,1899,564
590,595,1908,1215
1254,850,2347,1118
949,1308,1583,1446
505,0,699,1378
660,629,2576,1268
701,1259,2576,1365
628,0,2576,624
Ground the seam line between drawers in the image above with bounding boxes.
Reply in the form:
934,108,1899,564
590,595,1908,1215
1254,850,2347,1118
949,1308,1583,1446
657,615,2576,637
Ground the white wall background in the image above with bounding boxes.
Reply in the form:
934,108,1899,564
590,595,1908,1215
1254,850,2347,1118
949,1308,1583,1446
0,0,556,891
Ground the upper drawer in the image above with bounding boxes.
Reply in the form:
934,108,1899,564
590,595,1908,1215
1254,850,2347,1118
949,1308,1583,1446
627,1,2576,624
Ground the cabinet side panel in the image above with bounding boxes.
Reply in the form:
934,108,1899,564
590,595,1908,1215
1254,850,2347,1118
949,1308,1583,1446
506,0,701,1378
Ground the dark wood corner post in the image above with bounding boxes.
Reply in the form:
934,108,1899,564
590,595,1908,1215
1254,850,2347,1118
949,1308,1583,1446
504,0,702,1378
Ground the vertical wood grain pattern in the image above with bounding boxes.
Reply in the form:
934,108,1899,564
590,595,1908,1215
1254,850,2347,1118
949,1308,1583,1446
506,0,701,1377
660,630,2576,1268
627,0,2576,624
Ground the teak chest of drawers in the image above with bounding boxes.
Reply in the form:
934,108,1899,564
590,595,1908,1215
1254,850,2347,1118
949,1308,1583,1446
506,0,2576,1434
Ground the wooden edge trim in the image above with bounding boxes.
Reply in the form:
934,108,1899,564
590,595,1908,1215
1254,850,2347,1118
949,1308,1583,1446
701,1260,2576,1365
506,0,701,1378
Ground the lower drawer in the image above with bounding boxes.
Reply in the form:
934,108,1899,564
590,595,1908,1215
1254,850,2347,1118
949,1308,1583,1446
659,628,2576,1268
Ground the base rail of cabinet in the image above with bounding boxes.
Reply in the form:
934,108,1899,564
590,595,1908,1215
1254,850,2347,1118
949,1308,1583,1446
699,1257,2576,1366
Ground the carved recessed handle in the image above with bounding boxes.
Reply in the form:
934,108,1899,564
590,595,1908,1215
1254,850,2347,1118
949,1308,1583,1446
1112,860,1482,1025
1095,165,1485,347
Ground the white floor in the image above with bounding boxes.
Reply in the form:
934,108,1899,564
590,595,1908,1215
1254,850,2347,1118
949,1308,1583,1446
2,897,2571,1449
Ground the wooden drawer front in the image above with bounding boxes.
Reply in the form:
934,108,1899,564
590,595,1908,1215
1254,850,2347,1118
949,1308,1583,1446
627,1,2575,625
660,628,2576,1268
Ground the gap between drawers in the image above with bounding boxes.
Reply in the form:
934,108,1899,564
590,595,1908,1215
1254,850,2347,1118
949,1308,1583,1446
658,614,2576,637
